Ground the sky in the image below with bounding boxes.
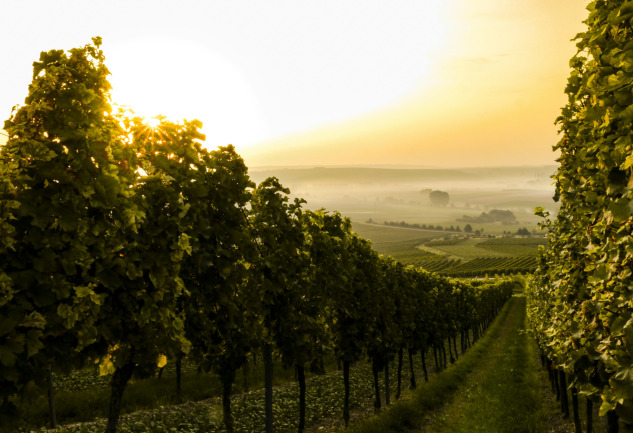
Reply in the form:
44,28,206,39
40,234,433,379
0,1,589,167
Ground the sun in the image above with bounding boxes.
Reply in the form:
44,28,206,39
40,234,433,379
105,37,268,150
146,117,161,129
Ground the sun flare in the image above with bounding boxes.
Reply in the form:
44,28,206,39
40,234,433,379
146,117,161,129
105,37,268,150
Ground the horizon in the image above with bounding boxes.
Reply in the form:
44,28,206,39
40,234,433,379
247,163,558,170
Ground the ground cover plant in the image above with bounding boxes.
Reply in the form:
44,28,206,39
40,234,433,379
21,345,450,433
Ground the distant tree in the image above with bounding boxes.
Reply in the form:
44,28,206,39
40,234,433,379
456,226,462,232
464,224,473,233
488,209,517,224
458,209,516,225
474,230,481,236
516,227,531,236
429,190,450,207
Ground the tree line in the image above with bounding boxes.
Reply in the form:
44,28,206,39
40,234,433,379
458,209,517,225
382,220,463,232
0,38,515,433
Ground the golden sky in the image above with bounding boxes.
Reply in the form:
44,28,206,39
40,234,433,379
0,1,588,167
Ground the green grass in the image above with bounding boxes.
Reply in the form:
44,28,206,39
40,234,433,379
347,296,555,433
346,296,518,433
419,296,546,432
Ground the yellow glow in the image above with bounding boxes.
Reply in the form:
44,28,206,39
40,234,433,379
106,37,268,150
146,117,160,129
0,1,589,167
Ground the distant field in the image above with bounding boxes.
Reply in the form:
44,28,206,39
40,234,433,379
352,222,443,266
370,239,440,266
352,222,445,243
353,230,545,276
251,165,553,274
418,238,515,261
444,256,537,277
476,237,547,256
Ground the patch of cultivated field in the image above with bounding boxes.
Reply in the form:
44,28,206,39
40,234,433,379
418,238,515,261
352,222,444,244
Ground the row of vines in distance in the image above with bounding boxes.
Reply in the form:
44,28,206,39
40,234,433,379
417,256,536,277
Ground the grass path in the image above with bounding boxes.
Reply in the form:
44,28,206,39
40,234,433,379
349,296,574,433
26,296,574,433
418,296,554,432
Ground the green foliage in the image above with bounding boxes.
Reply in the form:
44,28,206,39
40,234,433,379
0,37,135,425
174,137,255,382
1,37,516,433
249,178,312,365
527,0,633,424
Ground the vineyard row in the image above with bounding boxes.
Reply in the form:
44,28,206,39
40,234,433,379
1,38,516,433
